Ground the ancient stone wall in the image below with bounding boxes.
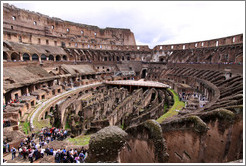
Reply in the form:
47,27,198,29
161,108,243,163
86,120,169,163
152,42,243,63
3,3,136,47
154,34,242,51
52,85,169,137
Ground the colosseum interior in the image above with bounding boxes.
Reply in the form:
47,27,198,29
2,3,244,164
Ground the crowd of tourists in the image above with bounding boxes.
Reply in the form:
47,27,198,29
3,98,22,111
38,127,68,142
50,147,88,163
2,127,90,163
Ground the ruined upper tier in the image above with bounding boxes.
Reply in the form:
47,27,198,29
3,3,136,48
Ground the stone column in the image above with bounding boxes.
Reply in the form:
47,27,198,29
19,52,23,61
3,95,6,105
39,54,42,62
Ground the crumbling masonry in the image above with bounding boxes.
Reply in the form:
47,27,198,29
2,3,243,163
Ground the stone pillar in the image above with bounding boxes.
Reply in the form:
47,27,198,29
4,52,10,61
56,79,60,85
3,95,6,105
20,52,23,61
39,54,42,62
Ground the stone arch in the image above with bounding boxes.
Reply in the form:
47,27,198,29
116,56,120,61
23,53,30,61
3,51,8,60
159,56,165,62
41,54,47,61
56,55,61,61
62,55,67,61
235,54,243,63
49,54,54,61
141,68,147,78
32,54,39,61
11,52,20,61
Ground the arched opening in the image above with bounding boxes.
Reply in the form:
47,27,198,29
116,56,120,61
50,107,54,113
104,57,107,61
122,57,125,61
235,55,243,63
127,57,130,61
32,54,39,61
11,52,20,61
23,53,30,61
49,55,54,61
141,69,147,78
62,55,67,61
45,111,48,119
3,51,8,60
41,54,46,61
56,55,61,61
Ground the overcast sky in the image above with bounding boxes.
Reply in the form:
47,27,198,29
7,1,245,48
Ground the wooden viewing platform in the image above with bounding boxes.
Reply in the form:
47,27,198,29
104,80,171,89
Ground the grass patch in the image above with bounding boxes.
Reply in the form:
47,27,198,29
33,119,52,130
65,121,71,129
157,89,185,123
67,134,91,146
20,121,30,135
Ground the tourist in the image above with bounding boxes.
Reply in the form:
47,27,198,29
18,146,23,158
55,150,61,163
31,133,35,140
34,148,39,160
45,147,50,156
22,147,27,159
3,142,6,153
28,149,34,163
11,147,16,160
75,155,80,163
40,148,45,158
6,143,10,152
49,147,54,155
79,151,85,163
64,130,68,138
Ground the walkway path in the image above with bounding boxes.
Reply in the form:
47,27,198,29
30,82,103,130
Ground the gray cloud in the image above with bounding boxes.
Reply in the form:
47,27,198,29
7,1,245,48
